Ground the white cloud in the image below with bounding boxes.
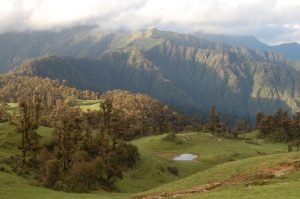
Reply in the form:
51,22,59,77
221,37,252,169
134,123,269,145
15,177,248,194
0,0,300,43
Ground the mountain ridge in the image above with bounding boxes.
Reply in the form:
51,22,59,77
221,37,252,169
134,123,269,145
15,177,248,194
12,43,300,120
194,32,300,60
1,26,295,73
2,27,299,120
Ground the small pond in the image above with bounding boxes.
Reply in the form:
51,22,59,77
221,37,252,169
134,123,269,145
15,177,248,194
173,153,198,161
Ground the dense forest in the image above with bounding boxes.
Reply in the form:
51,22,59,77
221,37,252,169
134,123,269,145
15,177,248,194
0,75,100,102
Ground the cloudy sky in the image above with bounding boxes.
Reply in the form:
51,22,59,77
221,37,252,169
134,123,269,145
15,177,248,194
1,0,300,44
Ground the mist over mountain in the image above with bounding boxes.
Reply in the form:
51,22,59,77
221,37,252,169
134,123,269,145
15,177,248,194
2,1,300,198
7,27,299,121
194,32,300,60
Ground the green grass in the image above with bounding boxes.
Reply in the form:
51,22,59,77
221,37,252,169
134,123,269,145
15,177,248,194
76,100,101,111
185,181,300,199
116,132,286,193
7,102,18,115
0,171,128,199
0,121,297,199
156,152,300,199
0,123,19,161
132,132,285,160
7,100,102,113
143,152,300,193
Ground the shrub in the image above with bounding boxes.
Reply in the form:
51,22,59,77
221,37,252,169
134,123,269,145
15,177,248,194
43,139,55,151
167,166,179,176
44,159,60,188
115,141,139,168
68,162,97,192
162,133,183,144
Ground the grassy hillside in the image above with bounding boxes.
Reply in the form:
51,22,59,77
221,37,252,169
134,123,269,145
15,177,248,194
139,152,300,199
0,172,128,199
185,178,300,199
0,120,296,199
118,132,285,192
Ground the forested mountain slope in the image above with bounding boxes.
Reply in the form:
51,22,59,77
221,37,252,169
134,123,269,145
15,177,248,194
12,34,300,119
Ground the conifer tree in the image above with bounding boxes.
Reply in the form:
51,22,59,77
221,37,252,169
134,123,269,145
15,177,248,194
209,106,217,132
224,113,231,133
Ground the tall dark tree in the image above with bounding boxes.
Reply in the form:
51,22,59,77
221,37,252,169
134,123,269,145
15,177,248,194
99,97,129,147
50,100,83,170
234,118,248,138
255,109,300,142
209,106,217,132
99,98,113,135
223,113,231,133
17,97,41,165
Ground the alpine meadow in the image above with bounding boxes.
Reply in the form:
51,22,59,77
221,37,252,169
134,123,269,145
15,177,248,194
0,1,300,199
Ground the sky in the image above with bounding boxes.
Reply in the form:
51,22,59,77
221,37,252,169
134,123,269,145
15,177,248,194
1,0,300,44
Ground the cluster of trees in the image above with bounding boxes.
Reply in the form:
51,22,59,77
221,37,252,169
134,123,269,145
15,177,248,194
206,106,300,144
0,75,100,102
0,75,100,125
256,109,300,143
7,87,196,192
101,90,188,139
206,106,249,138
0,75,192,136
13,95,139,192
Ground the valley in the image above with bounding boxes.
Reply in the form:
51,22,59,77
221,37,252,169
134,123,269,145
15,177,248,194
0,3,300,197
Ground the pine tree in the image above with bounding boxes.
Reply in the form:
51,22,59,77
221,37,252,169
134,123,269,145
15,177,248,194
234,118,248,138
224,113,231,133
99,98,127,146
209,106,217,132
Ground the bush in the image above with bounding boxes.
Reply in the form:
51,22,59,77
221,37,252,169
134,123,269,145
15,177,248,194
44,159,60,188
115,141,139,168
53,180,67,191
162,133,183,144
43,139,55,151
68,162,97,192
167,166,179,176
38,147,53,164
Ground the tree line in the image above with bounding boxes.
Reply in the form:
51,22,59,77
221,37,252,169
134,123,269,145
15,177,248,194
205,105,249,138
0,75,100,103
256,109,300,145
205,106,300,146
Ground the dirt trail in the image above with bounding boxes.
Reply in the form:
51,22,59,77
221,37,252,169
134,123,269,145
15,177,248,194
131,161,299,199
